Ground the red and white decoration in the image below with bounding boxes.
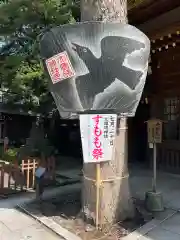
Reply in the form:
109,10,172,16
80,114,117,163
46,51,75,84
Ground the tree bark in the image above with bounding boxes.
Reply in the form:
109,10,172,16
81,0,127,23
81,0,135,226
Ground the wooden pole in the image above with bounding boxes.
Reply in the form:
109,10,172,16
27,159,30,189
96,163,101,229
152,143,157,192
32,159,36,189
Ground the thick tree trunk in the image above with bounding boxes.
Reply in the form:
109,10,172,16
81,0,127,23
81,0,135,226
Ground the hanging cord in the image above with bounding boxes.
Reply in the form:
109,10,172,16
83,171,129,184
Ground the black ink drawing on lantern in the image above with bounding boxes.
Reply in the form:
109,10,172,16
71,36,145,110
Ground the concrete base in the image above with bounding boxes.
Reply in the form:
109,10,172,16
145,191,164,212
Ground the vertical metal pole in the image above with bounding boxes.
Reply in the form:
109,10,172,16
153,143,157,192
96,163,101,229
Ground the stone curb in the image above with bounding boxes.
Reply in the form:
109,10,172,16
17,182,82,240
18,204,82,240
121,209,177,240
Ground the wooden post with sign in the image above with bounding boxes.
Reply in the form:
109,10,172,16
80,113,117,229
147,119,162,192
96,163,101,229
145,119,164,212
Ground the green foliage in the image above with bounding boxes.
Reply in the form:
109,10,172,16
0,146,19,163
4,147,18,159
0,0,79,113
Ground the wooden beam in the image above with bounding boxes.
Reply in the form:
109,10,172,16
138,6,180,40
128,0,154,12
129,0,180,25
128,0,148,10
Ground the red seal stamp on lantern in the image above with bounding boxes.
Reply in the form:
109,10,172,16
46,51,75,84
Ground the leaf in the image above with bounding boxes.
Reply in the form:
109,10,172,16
0,0,79,112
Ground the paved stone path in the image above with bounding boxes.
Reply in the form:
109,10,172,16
122,166,180,240
0,184,73,240
0,208,63,240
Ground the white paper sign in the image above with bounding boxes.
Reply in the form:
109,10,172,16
80,114,117,163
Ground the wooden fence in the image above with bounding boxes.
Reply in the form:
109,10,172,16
0,162,24,196
21,156,56,189
0,156,56,196
21,158,39,189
